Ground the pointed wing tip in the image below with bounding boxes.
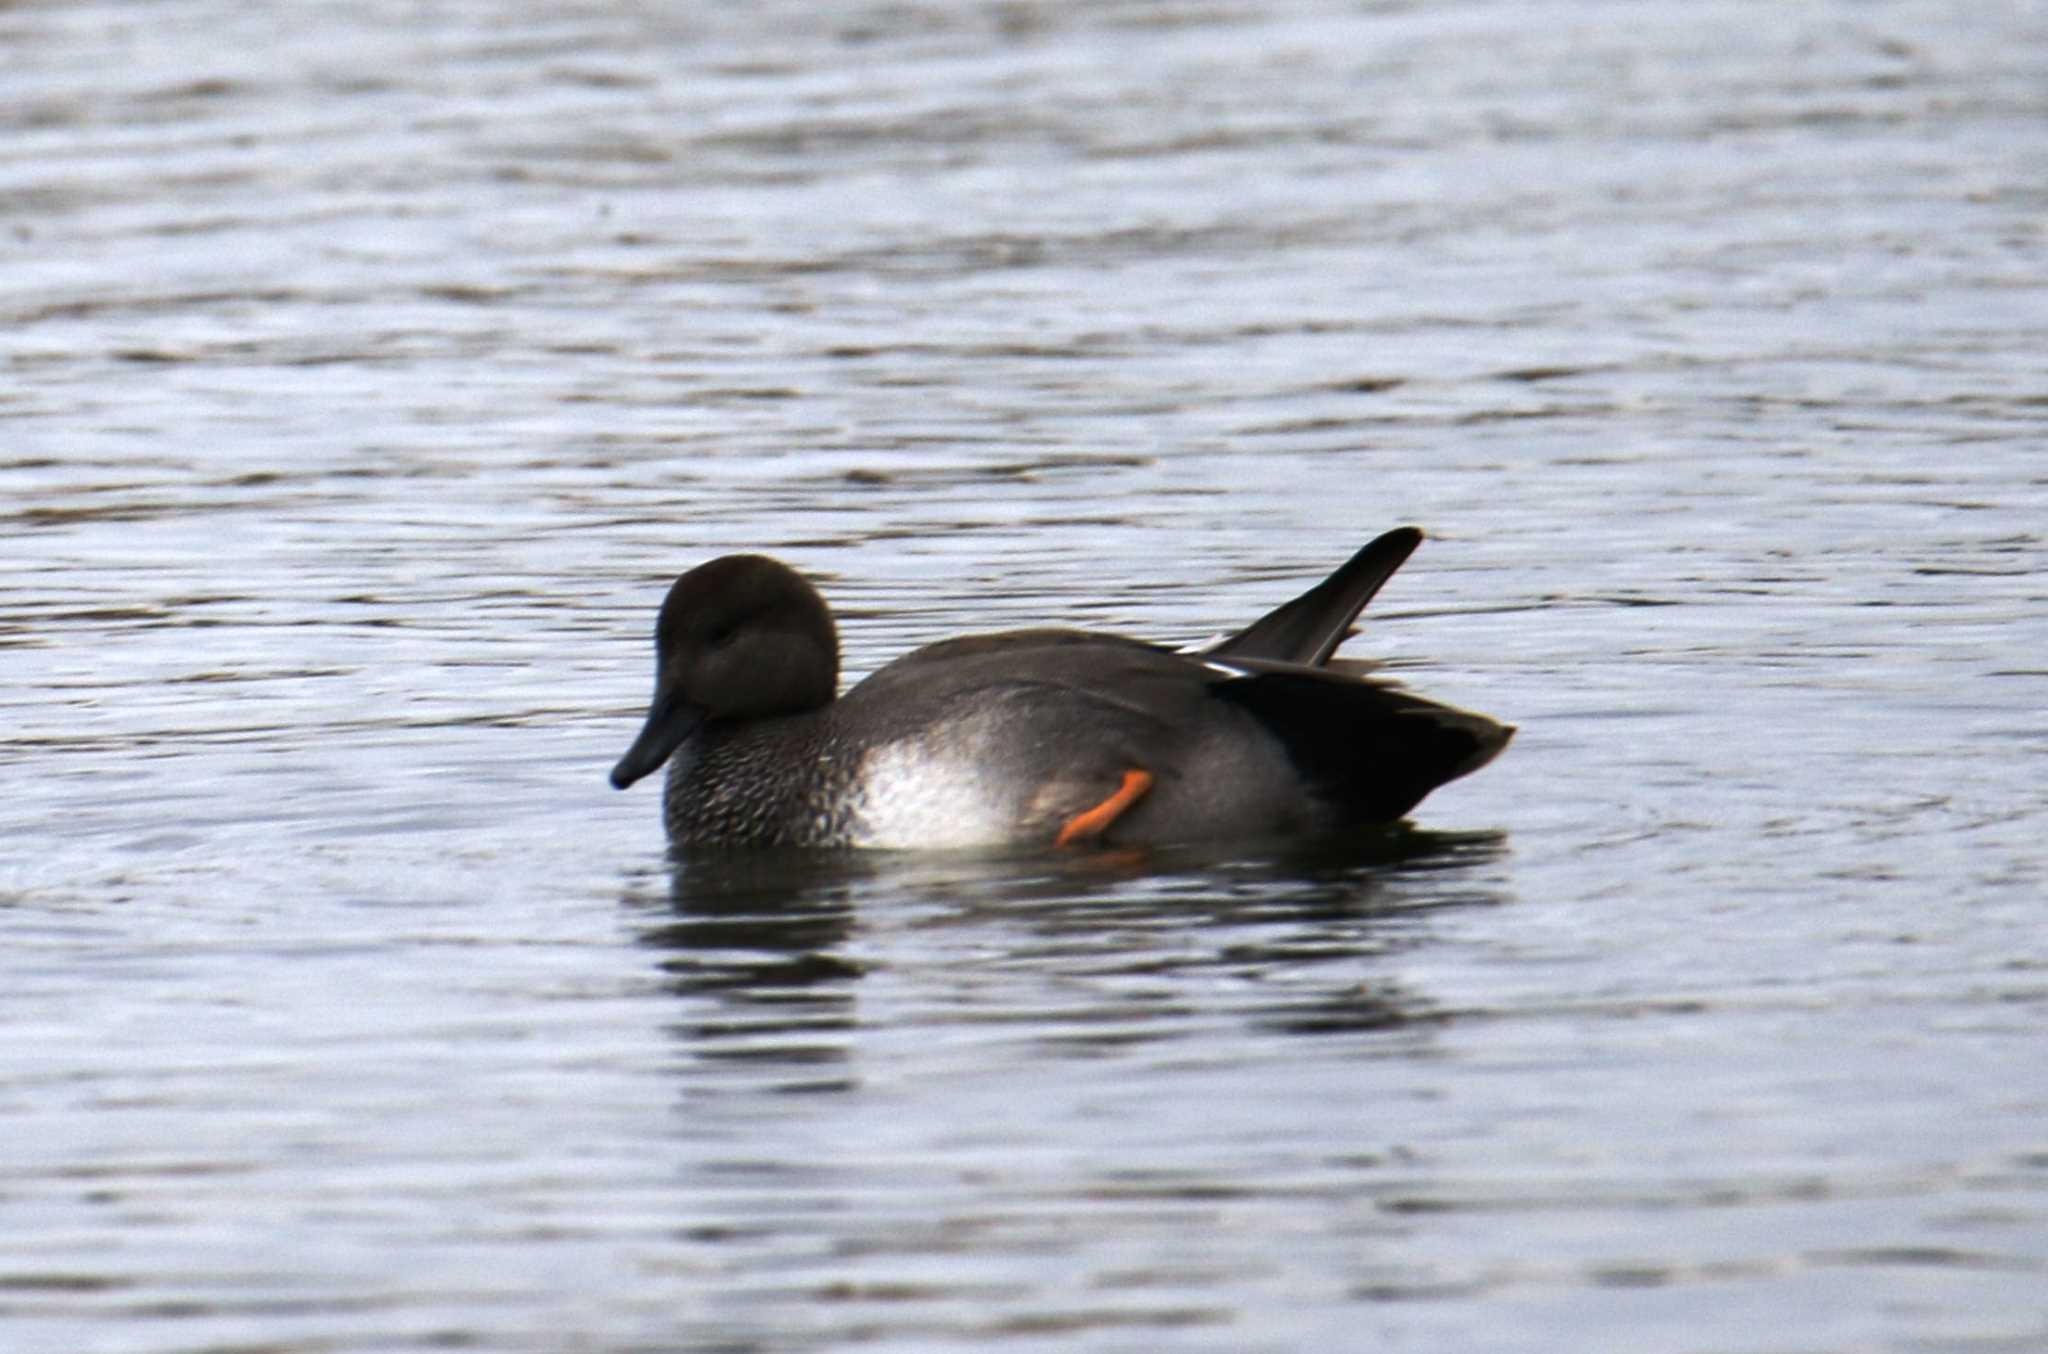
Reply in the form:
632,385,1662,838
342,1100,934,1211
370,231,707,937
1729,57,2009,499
1376,524,1426,558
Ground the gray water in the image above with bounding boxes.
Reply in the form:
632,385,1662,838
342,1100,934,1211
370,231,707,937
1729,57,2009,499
4,2,2046,1351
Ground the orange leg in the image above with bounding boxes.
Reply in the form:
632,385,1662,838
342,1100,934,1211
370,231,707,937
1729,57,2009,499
1053,769,1155,848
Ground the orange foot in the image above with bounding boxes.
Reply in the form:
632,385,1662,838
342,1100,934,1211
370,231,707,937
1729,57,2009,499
1053,769,1155,848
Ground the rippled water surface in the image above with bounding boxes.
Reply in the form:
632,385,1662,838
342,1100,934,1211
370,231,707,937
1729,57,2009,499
5,2,2046,1351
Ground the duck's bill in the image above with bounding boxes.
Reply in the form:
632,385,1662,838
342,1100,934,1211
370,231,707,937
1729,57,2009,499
610,693,705,790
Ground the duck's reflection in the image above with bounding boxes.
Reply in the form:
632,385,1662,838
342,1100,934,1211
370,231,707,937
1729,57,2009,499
640,850,867,987
629,826,1509,1090
925,826,1511,1042
634,851,868,1093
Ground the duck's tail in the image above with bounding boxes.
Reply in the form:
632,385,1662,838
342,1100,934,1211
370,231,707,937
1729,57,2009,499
1219,671,1514,822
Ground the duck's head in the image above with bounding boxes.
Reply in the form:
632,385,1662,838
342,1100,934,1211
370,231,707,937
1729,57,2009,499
609,555,839,790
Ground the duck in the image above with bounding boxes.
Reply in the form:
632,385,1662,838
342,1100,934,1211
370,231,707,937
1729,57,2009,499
610,527,1511,850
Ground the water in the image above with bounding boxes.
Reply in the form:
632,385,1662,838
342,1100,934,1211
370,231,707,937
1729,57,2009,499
4,1,2045,1350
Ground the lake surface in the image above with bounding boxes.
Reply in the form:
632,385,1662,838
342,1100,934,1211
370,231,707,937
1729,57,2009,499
4,2,2045,1350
